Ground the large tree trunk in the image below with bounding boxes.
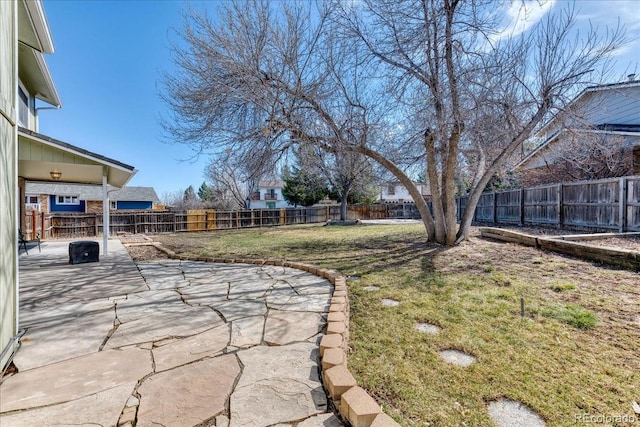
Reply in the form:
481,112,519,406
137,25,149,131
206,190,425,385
356,146,436,240
457,105,549,243
340,195,348,221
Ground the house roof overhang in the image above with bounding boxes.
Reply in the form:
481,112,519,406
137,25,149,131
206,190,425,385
513,128,640,172
18,0,61,107
18,44,61,107
18,128,137,188
18,0,54,54
535,81,640,138
17,0,60,107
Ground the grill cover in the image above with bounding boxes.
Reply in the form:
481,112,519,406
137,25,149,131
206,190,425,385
69,241,100,264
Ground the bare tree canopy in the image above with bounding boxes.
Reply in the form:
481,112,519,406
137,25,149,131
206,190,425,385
161,0,626,245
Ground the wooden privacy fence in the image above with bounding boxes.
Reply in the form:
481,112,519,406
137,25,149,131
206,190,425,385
465,176,640,232
23,203,428,239
21,175,640,239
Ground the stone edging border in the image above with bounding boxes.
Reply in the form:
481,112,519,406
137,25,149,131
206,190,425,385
149,242,401,427
479,227,640,270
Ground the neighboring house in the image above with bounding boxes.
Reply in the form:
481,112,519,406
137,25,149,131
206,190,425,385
1,0,136,371
378,182,431,203
25,182,160,213
513,79,640,186
248,180,292,209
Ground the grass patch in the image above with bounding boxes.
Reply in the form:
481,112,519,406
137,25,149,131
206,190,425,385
541,303,598,329
154,224,639,426
549,281,576,293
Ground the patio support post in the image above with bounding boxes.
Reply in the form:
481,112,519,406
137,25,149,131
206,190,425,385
102,170,109,255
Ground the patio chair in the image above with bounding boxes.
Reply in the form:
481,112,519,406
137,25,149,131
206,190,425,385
18,229,41,255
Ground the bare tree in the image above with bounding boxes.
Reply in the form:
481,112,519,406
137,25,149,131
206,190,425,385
520,130,632,185
297,144,376,220
205,158,251,210
162,0,625,244
334,0,625,244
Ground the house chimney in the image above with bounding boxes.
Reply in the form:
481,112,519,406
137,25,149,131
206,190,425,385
628,73,636,82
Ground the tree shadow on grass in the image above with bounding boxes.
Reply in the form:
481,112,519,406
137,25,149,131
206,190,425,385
280,235,453,279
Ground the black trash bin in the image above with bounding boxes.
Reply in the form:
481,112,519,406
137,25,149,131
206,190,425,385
69,241,100,264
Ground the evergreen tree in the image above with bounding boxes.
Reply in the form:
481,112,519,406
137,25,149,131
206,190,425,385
183,185,197,202
197,182,214,202
282,167,328,207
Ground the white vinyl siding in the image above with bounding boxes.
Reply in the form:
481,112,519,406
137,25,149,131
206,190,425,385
0,0,18,370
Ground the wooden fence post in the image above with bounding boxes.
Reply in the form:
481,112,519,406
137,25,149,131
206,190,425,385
492,192,497,224
519,188,525,226
40,212,45,239
557,183,564,228
619,177,627,233
31,210,37,239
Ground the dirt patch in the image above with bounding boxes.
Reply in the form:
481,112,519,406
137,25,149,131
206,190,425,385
499,226,640,251
124,244,170,261
585,236,640,251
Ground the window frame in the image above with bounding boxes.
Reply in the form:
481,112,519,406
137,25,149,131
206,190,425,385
18,82,30,128
56,195,80,205
25,195,39,204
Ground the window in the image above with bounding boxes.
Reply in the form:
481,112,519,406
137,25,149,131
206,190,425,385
266,202,276,209
57,195,80,205
25,195,40,211
387,185,396,195
18,85,29,127
265,189,277,200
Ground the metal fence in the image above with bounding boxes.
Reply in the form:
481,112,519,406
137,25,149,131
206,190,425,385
21,175,640,239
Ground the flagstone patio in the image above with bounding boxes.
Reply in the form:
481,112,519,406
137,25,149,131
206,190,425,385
0,239,342,426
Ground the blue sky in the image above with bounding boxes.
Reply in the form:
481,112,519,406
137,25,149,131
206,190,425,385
39,0,640,200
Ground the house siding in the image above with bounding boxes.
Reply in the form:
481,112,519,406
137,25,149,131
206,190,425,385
579,86,640,125
251,184,291,209
0,0,18,369
540,85,640,139
379,183,429,203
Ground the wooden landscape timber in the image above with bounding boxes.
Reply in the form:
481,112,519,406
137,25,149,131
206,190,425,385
480,227,640,270
478,227,539,247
